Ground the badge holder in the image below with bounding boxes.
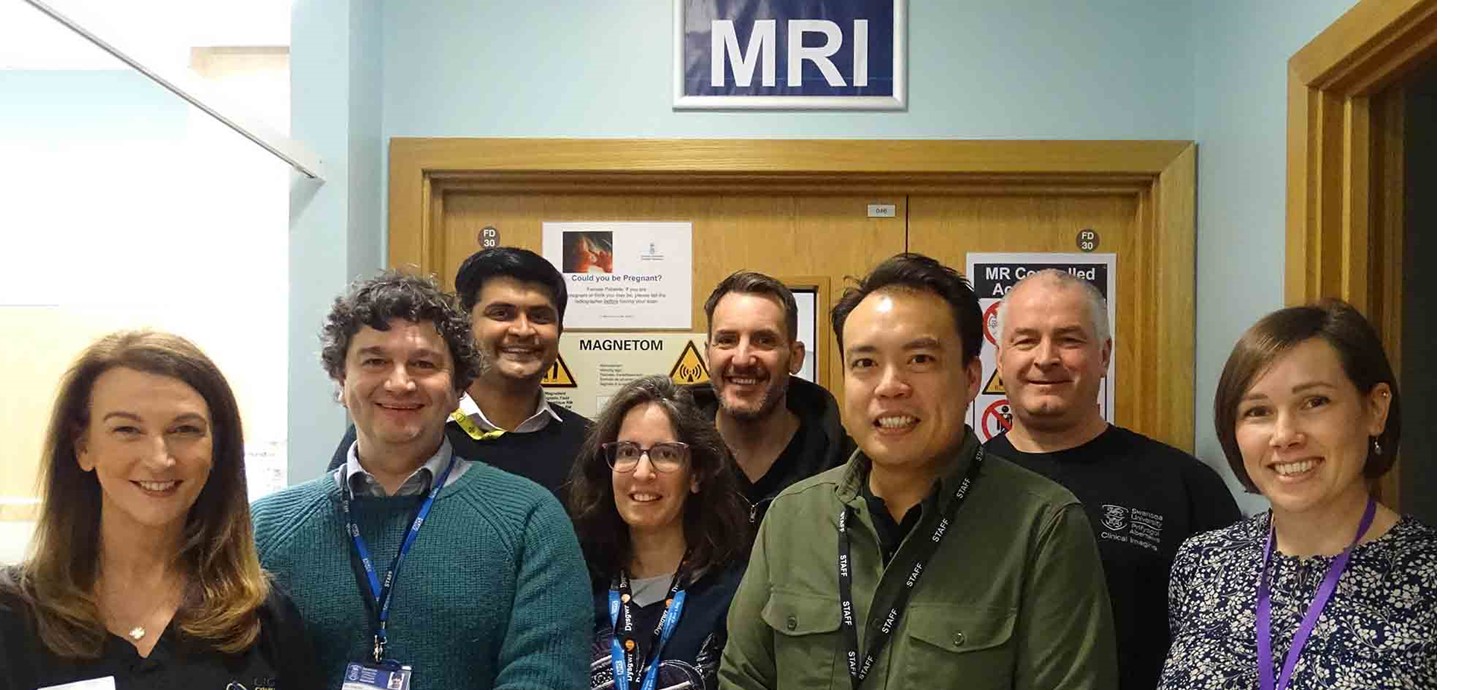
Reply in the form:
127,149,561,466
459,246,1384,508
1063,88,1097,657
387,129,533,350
342,660,412,690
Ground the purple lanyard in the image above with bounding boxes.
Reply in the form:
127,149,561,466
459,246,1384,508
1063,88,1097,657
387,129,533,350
1255,497,1376,690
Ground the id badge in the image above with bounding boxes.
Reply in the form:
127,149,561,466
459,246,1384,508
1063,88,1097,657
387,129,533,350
342,661,413,690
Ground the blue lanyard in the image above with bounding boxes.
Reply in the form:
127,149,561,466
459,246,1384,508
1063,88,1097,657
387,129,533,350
607,565,689,690
341,456,457,663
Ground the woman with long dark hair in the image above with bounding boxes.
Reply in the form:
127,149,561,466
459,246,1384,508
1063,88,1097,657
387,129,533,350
0,330,321,689
570,375,750,690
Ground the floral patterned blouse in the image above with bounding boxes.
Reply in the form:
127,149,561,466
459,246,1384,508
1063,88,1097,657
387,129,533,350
1159,513,1436,690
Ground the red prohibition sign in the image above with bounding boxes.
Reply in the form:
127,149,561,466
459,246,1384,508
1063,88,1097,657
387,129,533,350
981,399,1013,439
982,300,1002,346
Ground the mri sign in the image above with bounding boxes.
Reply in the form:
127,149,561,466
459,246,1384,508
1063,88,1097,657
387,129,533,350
675,0,906,109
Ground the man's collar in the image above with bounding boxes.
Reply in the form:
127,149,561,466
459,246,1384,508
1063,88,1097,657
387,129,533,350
343,436,453,497
835,427,982,514
455,388,561,433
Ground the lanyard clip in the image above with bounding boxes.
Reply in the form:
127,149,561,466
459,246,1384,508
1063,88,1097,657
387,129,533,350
373,634,384,664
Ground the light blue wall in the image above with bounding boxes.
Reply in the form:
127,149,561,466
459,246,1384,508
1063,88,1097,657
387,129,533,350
287,0,384,484
1191,0,1355,514
380,1,1193,139
284,0,1365,503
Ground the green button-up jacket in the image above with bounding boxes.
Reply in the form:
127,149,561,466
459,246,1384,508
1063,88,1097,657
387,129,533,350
720,429,1118,690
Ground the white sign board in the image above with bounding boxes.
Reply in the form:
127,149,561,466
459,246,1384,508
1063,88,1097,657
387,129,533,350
792,289,817,384
964,252,1117,443
542,222,693,329
541,332,710,419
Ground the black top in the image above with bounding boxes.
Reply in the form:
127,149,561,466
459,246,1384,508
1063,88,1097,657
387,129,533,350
590,563,746,690
689,377,856,524
0,586,323,690
328,400,591,506
984,426,1242,690
860,484,924,565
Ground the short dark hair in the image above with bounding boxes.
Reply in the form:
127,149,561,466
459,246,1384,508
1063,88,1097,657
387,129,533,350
568,375,749,586
455,247,569,325
320,271,482,392
1214,299,1402,492
831,253,982,365
703,271,798,341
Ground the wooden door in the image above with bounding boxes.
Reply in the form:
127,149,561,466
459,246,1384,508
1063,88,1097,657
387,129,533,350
441,192,906,401
391,138,1196,449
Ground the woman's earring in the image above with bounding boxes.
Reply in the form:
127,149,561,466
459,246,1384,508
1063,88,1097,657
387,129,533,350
1371,436,1383,456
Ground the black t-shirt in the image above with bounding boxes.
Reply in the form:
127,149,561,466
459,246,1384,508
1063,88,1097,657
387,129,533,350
590,563,746,690
984,426,1242,690
0,586,324,690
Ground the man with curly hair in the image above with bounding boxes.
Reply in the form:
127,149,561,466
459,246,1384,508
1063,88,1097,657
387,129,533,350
252,271,591,689
327,247,592,505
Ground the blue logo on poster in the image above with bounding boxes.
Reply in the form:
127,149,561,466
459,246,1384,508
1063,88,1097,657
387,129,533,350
679,0,900,102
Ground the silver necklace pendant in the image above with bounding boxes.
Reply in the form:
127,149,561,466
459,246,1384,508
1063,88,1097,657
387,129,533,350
127,626,145,641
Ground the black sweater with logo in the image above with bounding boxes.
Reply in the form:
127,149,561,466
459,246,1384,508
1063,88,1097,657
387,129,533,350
984,426,1242,690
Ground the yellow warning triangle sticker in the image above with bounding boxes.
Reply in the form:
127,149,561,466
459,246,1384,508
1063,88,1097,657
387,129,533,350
540,353,578,388
982,370,1006,395
669,341,710,385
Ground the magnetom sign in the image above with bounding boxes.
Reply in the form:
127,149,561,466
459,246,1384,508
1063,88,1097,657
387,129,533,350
674,0,906,110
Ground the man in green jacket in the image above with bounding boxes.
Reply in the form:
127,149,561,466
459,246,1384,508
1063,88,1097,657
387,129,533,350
719,253,1117,690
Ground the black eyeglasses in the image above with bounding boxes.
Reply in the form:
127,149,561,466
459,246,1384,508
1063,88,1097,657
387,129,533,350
601,441,690,473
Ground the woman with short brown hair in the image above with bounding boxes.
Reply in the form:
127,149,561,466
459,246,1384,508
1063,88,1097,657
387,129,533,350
1160,300,1435,689
0,330,321,689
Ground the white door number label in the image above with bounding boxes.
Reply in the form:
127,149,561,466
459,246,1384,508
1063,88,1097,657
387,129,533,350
867,203,897,218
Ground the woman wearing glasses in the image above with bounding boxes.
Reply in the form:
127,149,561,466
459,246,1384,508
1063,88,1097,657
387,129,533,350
569,375,750,690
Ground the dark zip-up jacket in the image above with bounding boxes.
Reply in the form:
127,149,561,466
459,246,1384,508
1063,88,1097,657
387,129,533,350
688,377,856,524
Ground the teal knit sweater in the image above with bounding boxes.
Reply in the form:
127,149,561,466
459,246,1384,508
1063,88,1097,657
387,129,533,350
252,462,592,689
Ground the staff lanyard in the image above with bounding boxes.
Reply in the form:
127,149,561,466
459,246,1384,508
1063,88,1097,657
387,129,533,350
1255,497,1376,690
341,456,458,663
607,562,690,690
837,446,983,689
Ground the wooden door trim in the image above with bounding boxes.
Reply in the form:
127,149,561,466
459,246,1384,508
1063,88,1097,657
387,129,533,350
1285,0,1435,308
1285,0,1434,508
390,138,1199,450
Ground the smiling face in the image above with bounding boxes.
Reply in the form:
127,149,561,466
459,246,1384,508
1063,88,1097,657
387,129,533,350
707,292,805,422
996,278,1110,433
611,402,697,538
471,277,561,386
76,367,214,537
339,319,458,465
1235,338,1391,517
842,288,980,473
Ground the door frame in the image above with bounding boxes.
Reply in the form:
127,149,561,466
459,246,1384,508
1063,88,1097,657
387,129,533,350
1285,0,1436,506
389,138,1199,450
